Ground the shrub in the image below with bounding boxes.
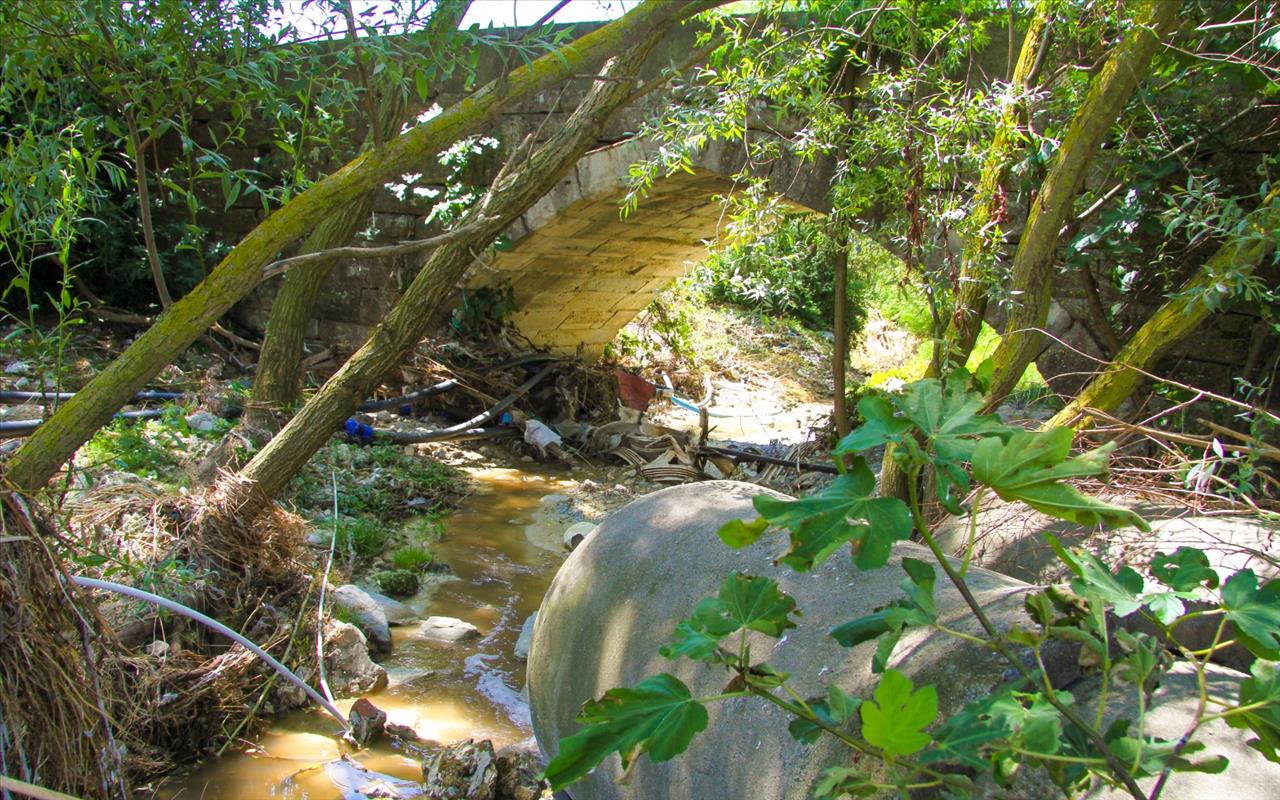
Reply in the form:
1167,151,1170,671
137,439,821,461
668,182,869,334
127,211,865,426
690,212,870,335
373,568,419,598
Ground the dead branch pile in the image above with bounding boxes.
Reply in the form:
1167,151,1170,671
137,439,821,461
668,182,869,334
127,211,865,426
3,483,325,797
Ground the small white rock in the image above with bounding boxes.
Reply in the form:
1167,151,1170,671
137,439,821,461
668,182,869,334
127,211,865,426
563,521,596,551
415,616,480,642
184,410,220,432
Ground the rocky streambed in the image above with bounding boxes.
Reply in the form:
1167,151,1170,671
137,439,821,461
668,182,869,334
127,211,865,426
157,464,640,799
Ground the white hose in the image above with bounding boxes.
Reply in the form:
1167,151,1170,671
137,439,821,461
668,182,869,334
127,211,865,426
68,576,350,732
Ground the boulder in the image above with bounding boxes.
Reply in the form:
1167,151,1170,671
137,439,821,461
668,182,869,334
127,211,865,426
321,756,421,800
527,481,1278,800
513,613,537,661
322,620,388,697
366,589,419,626
494,738,548,800
1068,661,1280,800
422,739,497,800
347,697,387,746
529,481,1068,800
332,584,392,652
933,498,1280,586
414,616,482,643
934,499,1279,671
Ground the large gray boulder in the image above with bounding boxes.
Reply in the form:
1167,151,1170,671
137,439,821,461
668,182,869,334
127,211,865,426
528,481,1278,800
529,482,1061,800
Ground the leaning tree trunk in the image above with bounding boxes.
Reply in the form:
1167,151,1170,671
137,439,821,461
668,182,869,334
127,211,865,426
247,101,406,435
4,0,717,492
216,8,716,520
247,2,468,436
982,0,1177,406
928,1,1052,377
1045,192,1280,430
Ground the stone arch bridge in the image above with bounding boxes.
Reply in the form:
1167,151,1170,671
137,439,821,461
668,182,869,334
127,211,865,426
463,139,830,356
231,23,834,357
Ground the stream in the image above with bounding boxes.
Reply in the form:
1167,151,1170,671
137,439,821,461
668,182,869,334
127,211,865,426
159,465,580,799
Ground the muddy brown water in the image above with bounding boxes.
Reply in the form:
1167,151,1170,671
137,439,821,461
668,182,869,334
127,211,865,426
157,466,577,799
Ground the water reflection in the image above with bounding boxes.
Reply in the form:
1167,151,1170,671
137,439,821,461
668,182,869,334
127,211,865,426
157,466,573,799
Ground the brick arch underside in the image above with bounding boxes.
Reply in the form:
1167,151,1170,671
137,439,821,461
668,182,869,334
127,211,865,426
468,142,821,357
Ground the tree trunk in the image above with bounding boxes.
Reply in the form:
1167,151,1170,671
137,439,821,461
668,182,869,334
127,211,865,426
247,73,414,435
983,0,1177,406
882,3,1051,500
833,241,852,438
219,10,712,519
5,0,718,492
1045,193,1280,430
928,2,1051,377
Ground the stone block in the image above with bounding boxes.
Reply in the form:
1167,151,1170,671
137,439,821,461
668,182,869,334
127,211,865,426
560,290,620,313
511,308,570,331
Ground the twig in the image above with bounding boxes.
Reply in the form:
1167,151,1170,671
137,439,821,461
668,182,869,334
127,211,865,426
1196,417,1280,461
259,217,492,281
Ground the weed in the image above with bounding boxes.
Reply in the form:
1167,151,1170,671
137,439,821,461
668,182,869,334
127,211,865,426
286,441,467,520
331,515,390,561
391,545,435,571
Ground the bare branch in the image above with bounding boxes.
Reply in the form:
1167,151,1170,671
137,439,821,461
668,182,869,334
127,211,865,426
259,216,493,282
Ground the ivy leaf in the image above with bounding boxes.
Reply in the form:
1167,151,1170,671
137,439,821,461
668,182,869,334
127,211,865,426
1222,569,1280,660
925,688,1016,768
833,395,911,455
972,429,1149,531
689,573,799,638
1069,547,1146,618
660,620,722,662
830,609,893,648
753,461,912,571
898,379,1010,464
787,687,862,745
1226,659,1280,763
860,669,938,757
543,674,708,789
717,516,769,549
825,685,861,723
1143,592,1187,626
1151,547,1220,591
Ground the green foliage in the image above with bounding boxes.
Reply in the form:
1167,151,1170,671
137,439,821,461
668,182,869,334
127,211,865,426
860,670,937,758
373,568,419,598
690,211,870,335
325,515,390,562
546,376,1280,798
287,441,467,520
544,673,709,788
391,545,435,572
78,406,221,484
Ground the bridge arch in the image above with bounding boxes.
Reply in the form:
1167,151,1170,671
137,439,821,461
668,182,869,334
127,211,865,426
465,139,830,356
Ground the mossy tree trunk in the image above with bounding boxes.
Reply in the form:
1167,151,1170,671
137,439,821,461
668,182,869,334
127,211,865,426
248,2,469,437
1045,192,1280,430
982,0,1177,406
246,96,409,436
927,2,1052,377
4,0,717,492
218,10,713,519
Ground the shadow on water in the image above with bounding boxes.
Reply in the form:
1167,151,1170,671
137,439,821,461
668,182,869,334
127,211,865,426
157,465,575,799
